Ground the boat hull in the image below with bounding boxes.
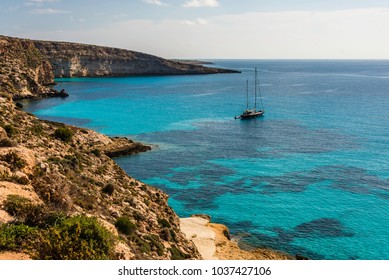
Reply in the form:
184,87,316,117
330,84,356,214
238,110,264,119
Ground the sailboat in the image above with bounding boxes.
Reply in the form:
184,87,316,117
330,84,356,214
235,68,265,119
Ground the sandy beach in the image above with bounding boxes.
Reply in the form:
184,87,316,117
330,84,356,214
180,216,292,260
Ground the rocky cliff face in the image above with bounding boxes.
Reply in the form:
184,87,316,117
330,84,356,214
1,35,237,100
33,40,238,77
0,95,201,260
0,35,201,260
0,36,66,100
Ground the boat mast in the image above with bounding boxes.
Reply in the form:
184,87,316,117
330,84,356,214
246,80,249,110
254,68,257,111
257,69,264,111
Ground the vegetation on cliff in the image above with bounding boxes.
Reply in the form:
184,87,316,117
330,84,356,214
0,36,67,100
0,35,201,260
0,94,201,259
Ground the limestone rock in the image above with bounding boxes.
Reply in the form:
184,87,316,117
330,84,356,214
0,35,66,100
33,40,239,77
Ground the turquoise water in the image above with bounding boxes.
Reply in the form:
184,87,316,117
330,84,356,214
22,60,389,259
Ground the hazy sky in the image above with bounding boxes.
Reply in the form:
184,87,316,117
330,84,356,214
1,0,389,59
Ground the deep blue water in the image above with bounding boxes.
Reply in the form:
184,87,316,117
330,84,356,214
22,60,389,260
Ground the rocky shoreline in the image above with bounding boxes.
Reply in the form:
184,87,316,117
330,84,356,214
0,34,292,260
0,96,202,260
0,35,205,260
180,216,293,260
102,137,152,158
12,88,69,101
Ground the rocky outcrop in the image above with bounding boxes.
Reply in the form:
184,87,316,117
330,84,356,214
180,216,293,260
33,40,239,77
0,36,67,100
102,137,152,158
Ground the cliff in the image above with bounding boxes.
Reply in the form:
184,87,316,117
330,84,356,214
0,96,201,260
0,36,67,100
0,36,201,260
33,40,238,77
1,35,237,100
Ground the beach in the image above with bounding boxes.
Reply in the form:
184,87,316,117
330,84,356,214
180,216,292,260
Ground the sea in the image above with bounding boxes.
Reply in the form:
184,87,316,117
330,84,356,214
21,60,389,260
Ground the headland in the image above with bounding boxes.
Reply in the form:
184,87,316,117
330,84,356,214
0,35,285,260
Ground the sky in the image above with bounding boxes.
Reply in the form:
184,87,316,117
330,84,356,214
1,0,389,59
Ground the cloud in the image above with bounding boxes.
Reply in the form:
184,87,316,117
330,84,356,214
24,0,60,5
182,0,219,8
142,0,168,6
28,0,60,2
29,8,68,14
21,8,389,59
70,16,86,22
113,13,128,19
31,0,60,2
181,18,208,25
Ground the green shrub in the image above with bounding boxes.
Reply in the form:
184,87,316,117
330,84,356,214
91,149,101,157
169,246,188,260
115,216,137,235
0,213,115,260
0,224,38,252
0,172,29,185
42,211,67,228
63,154,82,171
133,211,145,222
3,195,31,216
11,174,29,185
158,218,171,228
3,195,46,227
102,183,115,196
54,127,73,142
4,124,16,137
132,235,150,253
170,229,177,242
0,138,15,147
31,124,44,136
1,151,26,171
35,215,115,260
145,234,165,256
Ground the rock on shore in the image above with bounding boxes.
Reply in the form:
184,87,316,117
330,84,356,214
102,137,152,158
180,216,293,260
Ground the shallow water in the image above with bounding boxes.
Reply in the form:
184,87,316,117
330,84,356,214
22,60,389,259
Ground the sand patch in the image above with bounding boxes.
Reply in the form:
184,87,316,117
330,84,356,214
180,217,292,260
0,251,31,260
180,217,217,260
